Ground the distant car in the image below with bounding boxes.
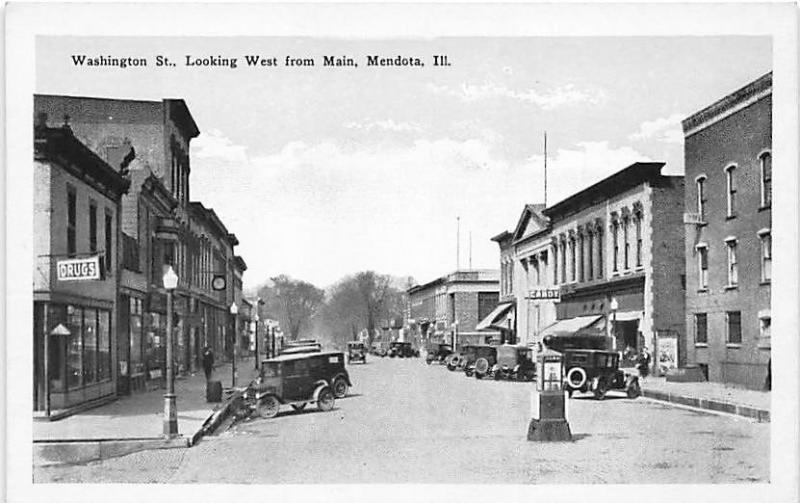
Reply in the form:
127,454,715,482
347,341,367,364
245,352,352,418
562,349,641,400
490,344,536,381
464,344,498,379
425,343,453,365
388,341,417,358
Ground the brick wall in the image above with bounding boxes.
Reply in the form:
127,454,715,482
684,94,771,389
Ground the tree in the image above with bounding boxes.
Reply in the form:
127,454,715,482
257,274,324,340
317,271,409,349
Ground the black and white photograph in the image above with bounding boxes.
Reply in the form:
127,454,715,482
4,3,799,503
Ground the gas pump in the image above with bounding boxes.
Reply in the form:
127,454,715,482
527,348,572,442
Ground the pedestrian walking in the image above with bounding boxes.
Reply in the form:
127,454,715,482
202,346,215,381
636,347,651,380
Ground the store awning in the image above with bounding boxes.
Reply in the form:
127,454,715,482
476,302,515,331
611,311,642,322
538,314,604,339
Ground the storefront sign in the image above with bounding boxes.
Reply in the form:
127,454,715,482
526,288,561,301
657,334,679,374
56,256,101,281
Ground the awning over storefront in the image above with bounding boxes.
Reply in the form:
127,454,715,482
538,314,604,339
476,302,515,331
610,311,642,322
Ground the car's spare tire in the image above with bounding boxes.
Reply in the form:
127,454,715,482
566,367,587,389
475,358,490,376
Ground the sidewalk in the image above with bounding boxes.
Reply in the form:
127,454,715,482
640,376,770,422
33,357,260,465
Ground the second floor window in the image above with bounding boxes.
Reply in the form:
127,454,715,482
635,214,643,267
727,311,742,344
760,152,772,208
89,201,98,254
612,223,619,272
760,232,772,282
105,212,113,273
697,245,708,290
726,239,738,287
696,176,707,220
67,185,77,257
725,165,737,218
623,219,630,270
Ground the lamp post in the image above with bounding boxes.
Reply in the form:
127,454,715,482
163,266,179,437
230,302,238,388
253,311,260,370
610,297,619,351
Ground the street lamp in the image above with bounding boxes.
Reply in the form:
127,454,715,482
230,302,238,388
609,297,619,351
253,310,260,370
163,265,179,437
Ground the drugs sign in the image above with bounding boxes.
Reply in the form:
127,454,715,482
57,256,101,281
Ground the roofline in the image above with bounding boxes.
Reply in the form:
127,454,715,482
490,230,512,243
682,72,772,138
542,162,666,220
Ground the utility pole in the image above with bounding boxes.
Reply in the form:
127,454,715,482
456,216,461,271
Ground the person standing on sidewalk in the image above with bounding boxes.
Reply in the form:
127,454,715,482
202,346,215,381
636,347,651,381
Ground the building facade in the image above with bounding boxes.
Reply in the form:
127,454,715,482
407,270,500,348
542,162,685,370
490,204,559,346
682,72,772,389
33,120,130,414
34,94,247,400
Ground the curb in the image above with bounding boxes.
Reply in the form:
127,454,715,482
33,436,189,467
189,388,247,446
641,388,770,422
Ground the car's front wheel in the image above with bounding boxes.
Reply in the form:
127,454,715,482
316,386,335,412
626,379,641,399
257,395,280,419
332,376,349,398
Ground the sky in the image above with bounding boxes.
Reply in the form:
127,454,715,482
36,36,772,290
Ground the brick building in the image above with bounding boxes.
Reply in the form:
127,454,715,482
33,120,130,415
541,162,685,370
406,270,500,348
681,72,772,389
34,95,247,398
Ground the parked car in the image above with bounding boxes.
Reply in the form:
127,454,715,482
446,344,469,371
244,351,353,418
388,341,417,358
562,349,641,400
489,344,536,381
464,344,498,378
347,341,367,364
425,343,453,365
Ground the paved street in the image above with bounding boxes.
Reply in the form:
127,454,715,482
35,357,768,484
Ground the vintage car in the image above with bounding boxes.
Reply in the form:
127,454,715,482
489,344,537,381
464,344,498,378
562,349,641,399
445,345,469,371
245,352,352,418
425,343,453,365
279,345,322,356
388,341,417,358
347,341,367,364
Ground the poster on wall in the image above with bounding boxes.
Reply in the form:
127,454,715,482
657,333,679,375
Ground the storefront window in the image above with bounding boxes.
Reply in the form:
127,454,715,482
98,310,111,381
46,304,67,392
145,312,165,379
83,308,98,384
66,305,83,389
130,298,144,374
